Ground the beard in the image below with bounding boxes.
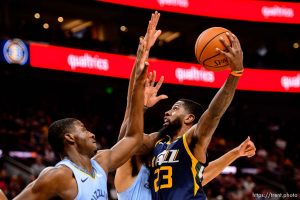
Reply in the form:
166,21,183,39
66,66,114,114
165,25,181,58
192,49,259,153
159,117,182,137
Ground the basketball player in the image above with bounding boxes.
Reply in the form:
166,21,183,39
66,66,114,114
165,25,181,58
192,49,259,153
147,31,244,199
124,29,243,199
12,15,151,200
116,66,255,198
117,117,255,200
115,11,164,200
115,11,255,200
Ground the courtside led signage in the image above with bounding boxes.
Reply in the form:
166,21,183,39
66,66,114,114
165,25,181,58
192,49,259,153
98,0,300,24
29,42,300,93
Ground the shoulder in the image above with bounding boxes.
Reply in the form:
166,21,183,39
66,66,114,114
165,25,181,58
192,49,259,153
148,131,160,138
183,124,197,144
34,166,73,190
14,166,76,199
144,132,160,146
36,165,77,198
41,165,73,177
92,150,111,173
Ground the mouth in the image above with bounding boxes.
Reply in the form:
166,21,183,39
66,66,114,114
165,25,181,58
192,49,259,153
163,117,169,126
92,141,97,149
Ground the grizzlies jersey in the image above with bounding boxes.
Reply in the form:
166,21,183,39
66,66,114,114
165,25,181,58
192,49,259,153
117,164,151,200
150,134,207,200
56,158,108,200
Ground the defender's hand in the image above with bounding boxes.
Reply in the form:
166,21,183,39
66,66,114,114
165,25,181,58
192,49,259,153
144,11,161,51
144,70,168,108
236,137,256,158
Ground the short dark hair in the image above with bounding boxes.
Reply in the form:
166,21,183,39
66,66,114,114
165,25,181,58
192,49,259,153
47,118,78,155
179,99,204,125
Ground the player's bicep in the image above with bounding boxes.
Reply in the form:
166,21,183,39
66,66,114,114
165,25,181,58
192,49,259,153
185,112,219,163
194,110,220,145
94,137,139,172
13,168,60,200
13,181,39,200
111,137,141,171
95,132,159,172
136,132,159,155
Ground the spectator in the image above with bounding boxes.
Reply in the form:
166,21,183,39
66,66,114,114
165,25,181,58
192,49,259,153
30,155,46,176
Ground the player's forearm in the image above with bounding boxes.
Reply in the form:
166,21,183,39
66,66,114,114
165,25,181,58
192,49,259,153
128,43,144,99
119,42,145,141
124,44,143,119
118,119,128,141
125,80,144,141
202,147,239,186
207,75,240,118
118,103,148,141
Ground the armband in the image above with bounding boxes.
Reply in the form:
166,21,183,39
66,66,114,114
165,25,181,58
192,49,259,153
230,69,244,77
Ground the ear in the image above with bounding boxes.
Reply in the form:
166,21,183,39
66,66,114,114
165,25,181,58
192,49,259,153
184,114,195,125
64,133,75,144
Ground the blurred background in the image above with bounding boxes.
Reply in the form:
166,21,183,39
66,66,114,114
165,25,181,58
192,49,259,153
0,0,299,199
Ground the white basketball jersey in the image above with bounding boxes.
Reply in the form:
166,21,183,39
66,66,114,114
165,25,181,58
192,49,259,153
56,158,108,200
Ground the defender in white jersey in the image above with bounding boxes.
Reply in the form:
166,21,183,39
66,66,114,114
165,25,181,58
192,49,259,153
115,11,165,200
117,164,151,200
55,159,108,200
13,17,151,199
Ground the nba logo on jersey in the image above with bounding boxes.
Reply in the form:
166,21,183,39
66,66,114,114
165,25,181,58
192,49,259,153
154,149,179,166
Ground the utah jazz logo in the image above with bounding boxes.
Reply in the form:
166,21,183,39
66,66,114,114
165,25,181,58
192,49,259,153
154,149,179,167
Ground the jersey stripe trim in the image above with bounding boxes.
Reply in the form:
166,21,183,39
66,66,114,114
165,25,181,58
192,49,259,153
183,134,200,196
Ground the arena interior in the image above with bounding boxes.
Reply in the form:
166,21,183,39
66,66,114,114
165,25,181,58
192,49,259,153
0,0,300,199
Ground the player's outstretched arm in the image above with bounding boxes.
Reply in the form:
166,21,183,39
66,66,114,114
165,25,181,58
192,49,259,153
137,71,168,155
115,11,166,192
115,71,167,192
202,137,256,186
93,32,149,173
117,11,166,158
13,167,75,200
118,11,163,142
191,33,244,163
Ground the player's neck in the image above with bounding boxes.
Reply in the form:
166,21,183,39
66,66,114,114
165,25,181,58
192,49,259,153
170,126,190,142
64,151,93,173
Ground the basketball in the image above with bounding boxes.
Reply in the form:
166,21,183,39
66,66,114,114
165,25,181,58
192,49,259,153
195,27,233,72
